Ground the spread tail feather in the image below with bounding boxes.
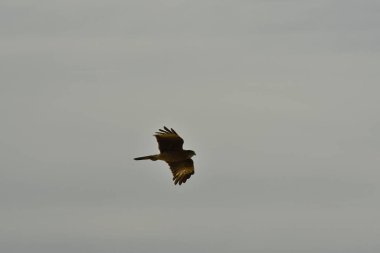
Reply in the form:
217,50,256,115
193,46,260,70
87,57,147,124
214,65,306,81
134,155,158,161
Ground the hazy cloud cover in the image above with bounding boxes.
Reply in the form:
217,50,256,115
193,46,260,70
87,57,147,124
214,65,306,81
1,0,379,252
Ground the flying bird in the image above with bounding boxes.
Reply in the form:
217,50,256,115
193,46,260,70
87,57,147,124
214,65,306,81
134,126,196,185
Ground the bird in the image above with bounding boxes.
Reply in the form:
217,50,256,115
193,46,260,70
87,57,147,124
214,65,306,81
134,126,196,185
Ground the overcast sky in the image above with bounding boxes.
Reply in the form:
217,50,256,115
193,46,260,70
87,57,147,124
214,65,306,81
1,1,380,252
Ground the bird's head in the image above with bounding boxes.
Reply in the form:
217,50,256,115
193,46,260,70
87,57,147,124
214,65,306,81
186,150,196,158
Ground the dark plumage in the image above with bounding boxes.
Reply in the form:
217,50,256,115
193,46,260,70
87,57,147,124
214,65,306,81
134,127,196,185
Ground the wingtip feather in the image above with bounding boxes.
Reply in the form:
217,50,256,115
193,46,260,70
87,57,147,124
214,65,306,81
155,126,180,136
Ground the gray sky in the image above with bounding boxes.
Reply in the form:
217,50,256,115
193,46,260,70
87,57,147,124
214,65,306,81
1,0,379,252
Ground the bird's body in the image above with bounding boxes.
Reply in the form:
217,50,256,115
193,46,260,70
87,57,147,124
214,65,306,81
134,150,193,162
159,150,195,162
134,127,196,185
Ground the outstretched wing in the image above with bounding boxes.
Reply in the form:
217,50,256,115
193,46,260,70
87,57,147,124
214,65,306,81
154,126,184,153
167,159,194,185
